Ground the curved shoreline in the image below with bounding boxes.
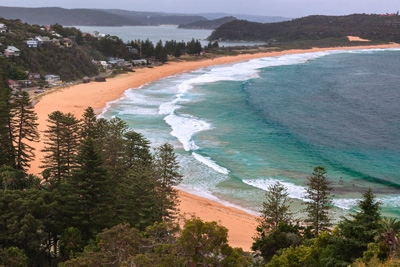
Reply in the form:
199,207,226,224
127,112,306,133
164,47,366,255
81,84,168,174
29,43,400,250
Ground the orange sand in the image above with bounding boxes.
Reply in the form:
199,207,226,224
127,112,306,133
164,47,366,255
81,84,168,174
29,43,400,250
347,36,371,42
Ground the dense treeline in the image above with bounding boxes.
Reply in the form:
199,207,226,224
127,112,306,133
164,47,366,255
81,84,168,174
209,14,400,45
0,86,189,265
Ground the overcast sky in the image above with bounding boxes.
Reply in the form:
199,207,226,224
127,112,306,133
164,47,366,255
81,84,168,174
0,0,399,18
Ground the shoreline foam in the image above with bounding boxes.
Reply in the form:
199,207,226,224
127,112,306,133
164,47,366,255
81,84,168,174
29,43,400,250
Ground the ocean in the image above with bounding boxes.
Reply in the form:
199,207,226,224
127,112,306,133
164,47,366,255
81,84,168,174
101,48,400,219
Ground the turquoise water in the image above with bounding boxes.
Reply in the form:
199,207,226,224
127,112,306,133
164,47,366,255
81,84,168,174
101,48,400,218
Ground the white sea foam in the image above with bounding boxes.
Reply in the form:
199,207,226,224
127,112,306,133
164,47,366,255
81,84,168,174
192,152,229,175
158,51,338,151
332,198,359,210
118,106,159,116
243,178,364,211
243,178,307,201
379,195,400,207
164,114,211,151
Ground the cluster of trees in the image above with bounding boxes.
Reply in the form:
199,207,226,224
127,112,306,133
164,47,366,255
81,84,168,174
253,166,400,266
0,100,188,266
209,14,400,45
123,37,203,62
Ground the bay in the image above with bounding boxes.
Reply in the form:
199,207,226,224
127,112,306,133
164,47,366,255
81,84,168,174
101,48,400,219
75,25,265,47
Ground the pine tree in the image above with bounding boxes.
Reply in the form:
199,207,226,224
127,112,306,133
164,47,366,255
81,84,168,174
0,79,15,167
115,130,156,230
41,111,81,183
96,117,128,177
337,188,382,260
303,166,333,235
259,181,293,232
153,143,183,222
80,107,98,140
66,137,113,242
10,91,39,171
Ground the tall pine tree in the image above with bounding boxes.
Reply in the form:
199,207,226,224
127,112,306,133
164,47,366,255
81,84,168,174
41,111,81,183
66,137,113,242
10,91,39,171
303,166,333,235
0,72,14,167
337,188,382,261
259,181,293,232
153,143,183,223
116,130,156,230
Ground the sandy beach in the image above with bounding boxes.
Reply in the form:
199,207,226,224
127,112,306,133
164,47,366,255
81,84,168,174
28,43,400,251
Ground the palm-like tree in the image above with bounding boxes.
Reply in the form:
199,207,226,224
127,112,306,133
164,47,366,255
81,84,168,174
380,217,400,258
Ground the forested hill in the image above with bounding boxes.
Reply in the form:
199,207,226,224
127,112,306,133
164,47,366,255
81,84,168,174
178,16,237,29
0,6,207,26
208,14,400,44
0,6,142,26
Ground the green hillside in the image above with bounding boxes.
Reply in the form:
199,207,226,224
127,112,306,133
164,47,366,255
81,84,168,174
208,14,400,46
178,16,237,29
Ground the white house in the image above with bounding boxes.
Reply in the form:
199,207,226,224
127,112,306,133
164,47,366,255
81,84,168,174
99,61,111,69
0,24,6,33
25,39,39,48
132,59,148,66
4,46,21,58
44,74,61,85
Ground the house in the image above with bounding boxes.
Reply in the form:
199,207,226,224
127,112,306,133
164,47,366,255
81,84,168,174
82,76,91,83
35,36,51,46
95,76,106,82
25,39,39,48
44,74,61,85
0,24,6,33
132,59,148,66
4,46,21,58
8,79,20,90
99,61,111,69
108,58,125,67
28,73,41,80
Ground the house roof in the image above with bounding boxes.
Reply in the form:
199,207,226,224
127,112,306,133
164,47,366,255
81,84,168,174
6,46,20,52
8,79,18,85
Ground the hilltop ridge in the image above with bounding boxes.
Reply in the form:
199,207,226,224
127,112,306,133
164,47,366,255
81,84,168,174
208,13,400,46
